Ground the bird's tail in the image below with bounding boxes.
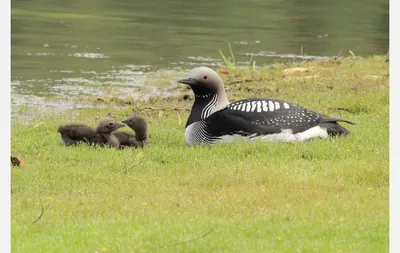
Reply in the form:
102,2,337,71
319,122,351,136
321,117,357,125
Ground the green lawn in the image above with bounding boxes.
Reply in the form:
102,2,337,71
11,56,389,252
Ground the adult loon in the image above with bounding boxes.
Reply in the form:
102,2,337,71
178,67,356,146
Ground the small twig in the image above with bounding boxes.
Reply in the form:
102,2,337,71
33,122,45,128
31,196,45,225
300,46,303,56
154,228,215,249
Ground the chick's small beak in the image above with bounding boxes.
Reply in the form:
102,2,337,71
117,122,126,129
177,77,198,86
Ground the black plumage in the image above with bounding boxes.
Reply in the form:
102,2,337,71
205,98,355,138
178,66,356,145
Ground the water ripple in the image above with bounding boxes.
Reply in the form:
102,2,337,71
69,53,110,59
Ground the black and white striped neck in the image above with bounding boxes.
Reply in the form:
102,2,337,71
186,93,221,127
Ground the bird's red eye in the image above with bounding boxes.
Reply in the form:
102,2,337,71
203,75,208,80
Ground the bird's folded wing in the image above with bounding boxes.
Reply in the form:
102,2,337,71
205,109,283,137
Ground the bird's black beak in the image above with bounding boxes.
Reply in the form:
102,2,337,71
177,77,198,86
121,119,129,125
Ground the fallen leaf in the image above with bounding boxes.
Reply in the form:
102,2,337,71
11,156,25,167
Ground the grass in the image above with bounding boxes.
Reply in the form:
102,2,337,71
219,42,255,70
11,56,389,252
219,42,237,69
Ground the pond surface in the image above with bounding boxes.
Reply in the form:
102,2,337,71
11,0,389,112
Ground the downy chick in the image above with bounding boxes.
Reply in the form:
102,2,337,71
58,116,125,146
110,113,149,148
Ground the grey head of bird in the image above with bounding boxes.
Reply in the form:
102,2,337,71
96,116,125,134
177,67,226,97
122,114,148,132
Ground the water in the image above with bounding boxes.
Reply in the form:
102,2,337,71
11,0,389,113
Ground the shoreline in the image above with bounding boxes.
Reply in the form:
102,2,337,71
11,55,389,252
